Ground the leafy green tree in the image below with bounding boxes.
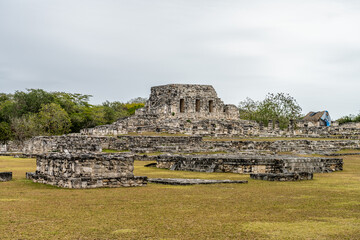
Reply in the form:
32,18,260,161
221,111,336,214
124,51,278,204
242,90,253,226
124,102,145,115
52,92,93,132
37,103,71,135
239,93,302,129
0,99,16,122
239,97,259,121
125,97,146,115
13,89,55,116
0,89,147,140
337,113,360,125
102,101,129,123
10,114,40,141
0,93,11,103
81,105,107,128
0,122,12,143
53,92,92,111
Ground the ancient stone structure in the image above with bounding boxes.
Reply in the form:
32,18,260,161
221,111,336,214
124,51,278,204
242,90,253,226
2,84,358,185
3,134,359,157
81,84,249,136
77,84,360,139
27,153,147,188
112,137,360,155
288,126,360,139
112,135,203,153
138,84,240,120
0,135,108,155
250,172,313,181
22,135,105,154
0,172,12,182
148,178,248,185
156,154,343,174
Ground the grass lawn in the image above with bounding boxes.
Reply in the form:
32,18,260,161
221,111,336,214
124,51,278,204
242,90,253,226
1,155,360,239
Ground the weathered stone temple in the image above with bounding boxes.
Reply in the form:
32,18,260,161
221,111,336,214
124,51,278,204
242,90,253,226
81,84,251,136
140,84,240,120
80,83,360,138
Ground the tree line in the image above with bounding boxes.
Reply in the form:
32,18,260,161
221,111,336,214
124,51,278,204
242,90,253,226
238,92,302,129
0,89,145,143
337,114,360,125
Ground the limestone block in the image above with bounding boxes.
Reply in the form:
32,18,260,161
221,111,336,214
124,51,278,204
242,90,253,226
0,172,12,182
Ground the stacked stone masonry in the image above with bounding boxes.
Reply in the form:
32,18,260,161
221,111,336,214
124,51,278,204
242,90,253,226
2,135,359,156
148,178,248,185
250,172,313,181
137,84,240,120
156,154,343,174
27,153,147,188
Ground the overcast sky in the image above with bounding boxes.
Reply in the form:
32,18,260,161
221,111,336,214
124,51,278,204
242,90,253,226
1,0,360,119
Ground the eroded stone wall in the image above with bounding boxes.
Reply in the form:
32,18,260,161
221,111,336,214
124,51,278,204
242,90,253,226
112,136,203,153
156,154,343,174
81,116,260,137
21,135,115,154
250,172,313,181
9,134,360,156
28,153,147,188
204,139,360,154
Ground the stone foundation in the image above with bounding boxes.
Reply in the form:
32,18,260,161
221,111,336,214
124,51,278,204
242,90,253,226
22,135,108,154
2,134,360,156
250,172,313,181
0,172,12,182
113,135,203,153
156,154,343,174
28,153,147,188
205,139,360,154
148,178,248,185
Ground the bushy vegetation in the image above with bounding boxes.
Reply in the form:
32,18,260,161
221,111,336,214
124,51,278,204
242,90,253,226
337,113,360,125
0,89,146,142
239,93,302,129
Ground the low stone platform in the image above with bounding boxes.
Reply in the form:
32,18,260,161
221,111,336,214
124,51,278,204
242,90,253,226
250,172,313,181
28,153,147,188
0,172,12,182
148,178,248,185
28,173,147,188
156,154,343,174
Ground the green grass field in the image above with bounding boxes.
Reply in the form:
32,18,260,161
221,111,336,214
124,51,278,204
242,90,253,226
1,155,360,239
